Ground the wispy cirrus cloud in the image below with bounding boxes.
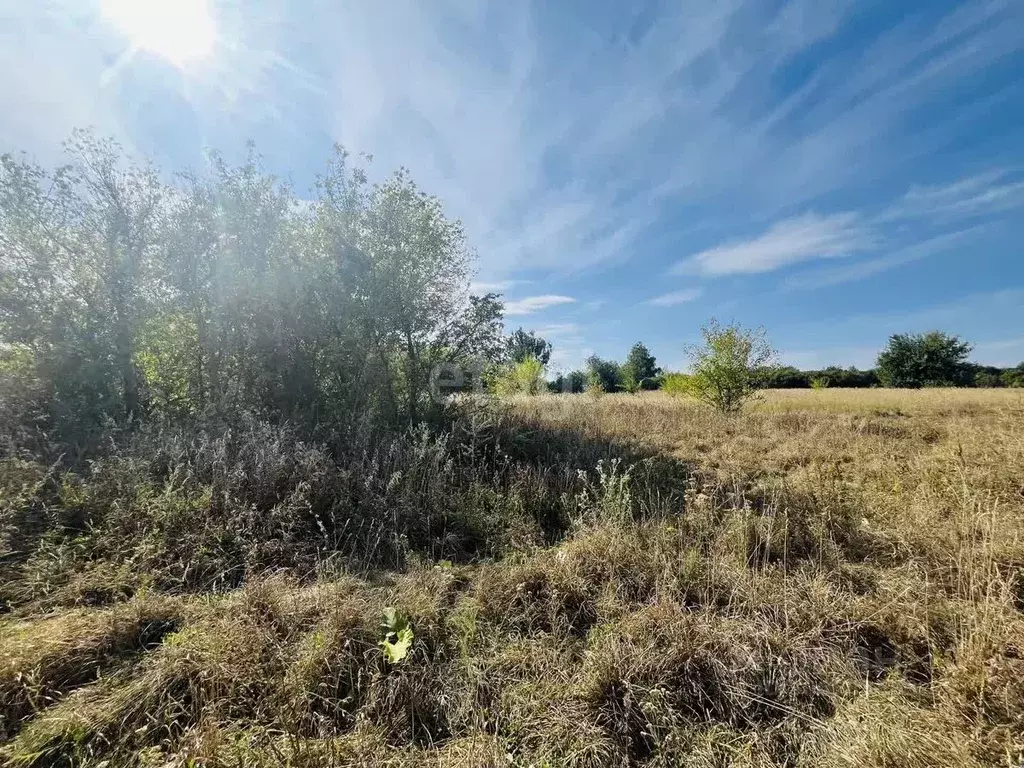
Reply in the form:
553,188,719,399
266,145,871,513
4,0,1022,284
646,288,704,307
682,166,1023,290
783,227,987,291
2,0,1023,366
300,0,1022,282
503,295,576,316
672,213,870,277
884,170,1024,222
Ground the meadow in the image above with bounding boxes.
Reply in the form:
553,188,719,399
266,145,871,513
2,388,1022,767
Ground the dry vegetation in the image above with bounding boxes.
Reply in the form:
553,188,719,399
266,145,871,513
2,389,1023,767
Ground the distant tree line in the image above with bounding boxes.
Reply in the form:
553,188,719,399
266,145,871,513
540,330,1024,395
761,333,1023,389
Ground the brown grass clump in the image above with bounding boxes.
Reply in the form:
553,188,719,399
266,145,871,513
0,597,183,740
1,389,1023,765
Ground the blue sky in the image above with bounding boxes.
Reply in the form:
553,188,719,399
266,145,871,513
2,0,1023,372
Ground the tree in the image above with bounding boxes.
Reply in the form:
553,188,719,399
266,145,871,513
757,365,809,389
506,328,552,366
0,133,504,458
973,368,1004,388
817,366,879,388
876,332,972,388
1001,363,1024,388
548,369,587,393
491,354,545,396
620,342,661,392
585,355,622,393
0,131,165,448
680,319,775,413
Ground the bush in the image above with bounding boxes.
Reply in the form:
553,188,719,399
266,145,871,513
660,372,693,397
817,366,879,388
585,355,622,393
973,370,1004,388
491,356,546,396
1000,364,1024,388
679,320,776,413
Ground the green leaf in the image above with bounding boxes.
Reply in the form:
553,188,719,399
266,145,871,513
380,608,414,663
381,625,414,664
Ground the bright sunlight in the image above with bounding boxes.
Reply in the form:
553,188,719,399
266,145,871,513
100,0,215,67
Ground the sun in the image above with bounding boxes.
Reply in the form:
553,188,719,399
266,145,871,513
100,0,216,67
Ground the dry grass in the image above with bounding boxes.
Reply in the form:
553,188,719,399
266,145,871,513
1,389,1022,766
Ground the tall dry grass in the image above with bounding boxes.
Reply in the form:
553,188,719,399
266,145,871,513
1,389,1022,766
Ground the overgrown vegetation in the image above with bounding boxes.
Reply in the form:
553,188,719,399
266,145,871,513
2,389,1022,766
0,131,504,461
490,355,546,396
2,135,1023,767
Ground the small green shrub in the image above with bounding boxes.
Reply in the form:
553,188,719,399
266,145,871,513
678,320,776,413
660,372,692,397
491,355,546,396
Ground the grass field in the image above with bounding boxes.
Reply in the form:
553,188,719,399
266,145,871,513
2,389,1023,767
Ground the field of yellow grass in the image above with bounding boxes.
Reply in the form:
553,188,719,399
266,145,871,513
2,389,1022,767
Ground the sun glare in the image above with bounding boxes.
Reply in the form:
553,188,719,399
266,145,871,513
100,0,216,67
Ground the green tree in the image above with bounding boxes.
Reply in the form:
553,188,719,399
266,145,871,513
876,332,972,388
817,366,879,388
620,342,661,392
585,355,622,393
757,365,809,389
0,133,504,457
548,369,587,393
506,328,552,366
1001,363,1024,388
680,319,775,413
0,131,165,449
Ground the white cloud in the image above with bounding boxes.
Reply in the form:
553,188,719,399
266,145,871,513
695,164,1020,289
300,0,1022,281
2,0,1022,295
783,227,988,290
503,295,576,315
673,213,870,276
885,170,1024,221
532,323,580,337
646,288,704,307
